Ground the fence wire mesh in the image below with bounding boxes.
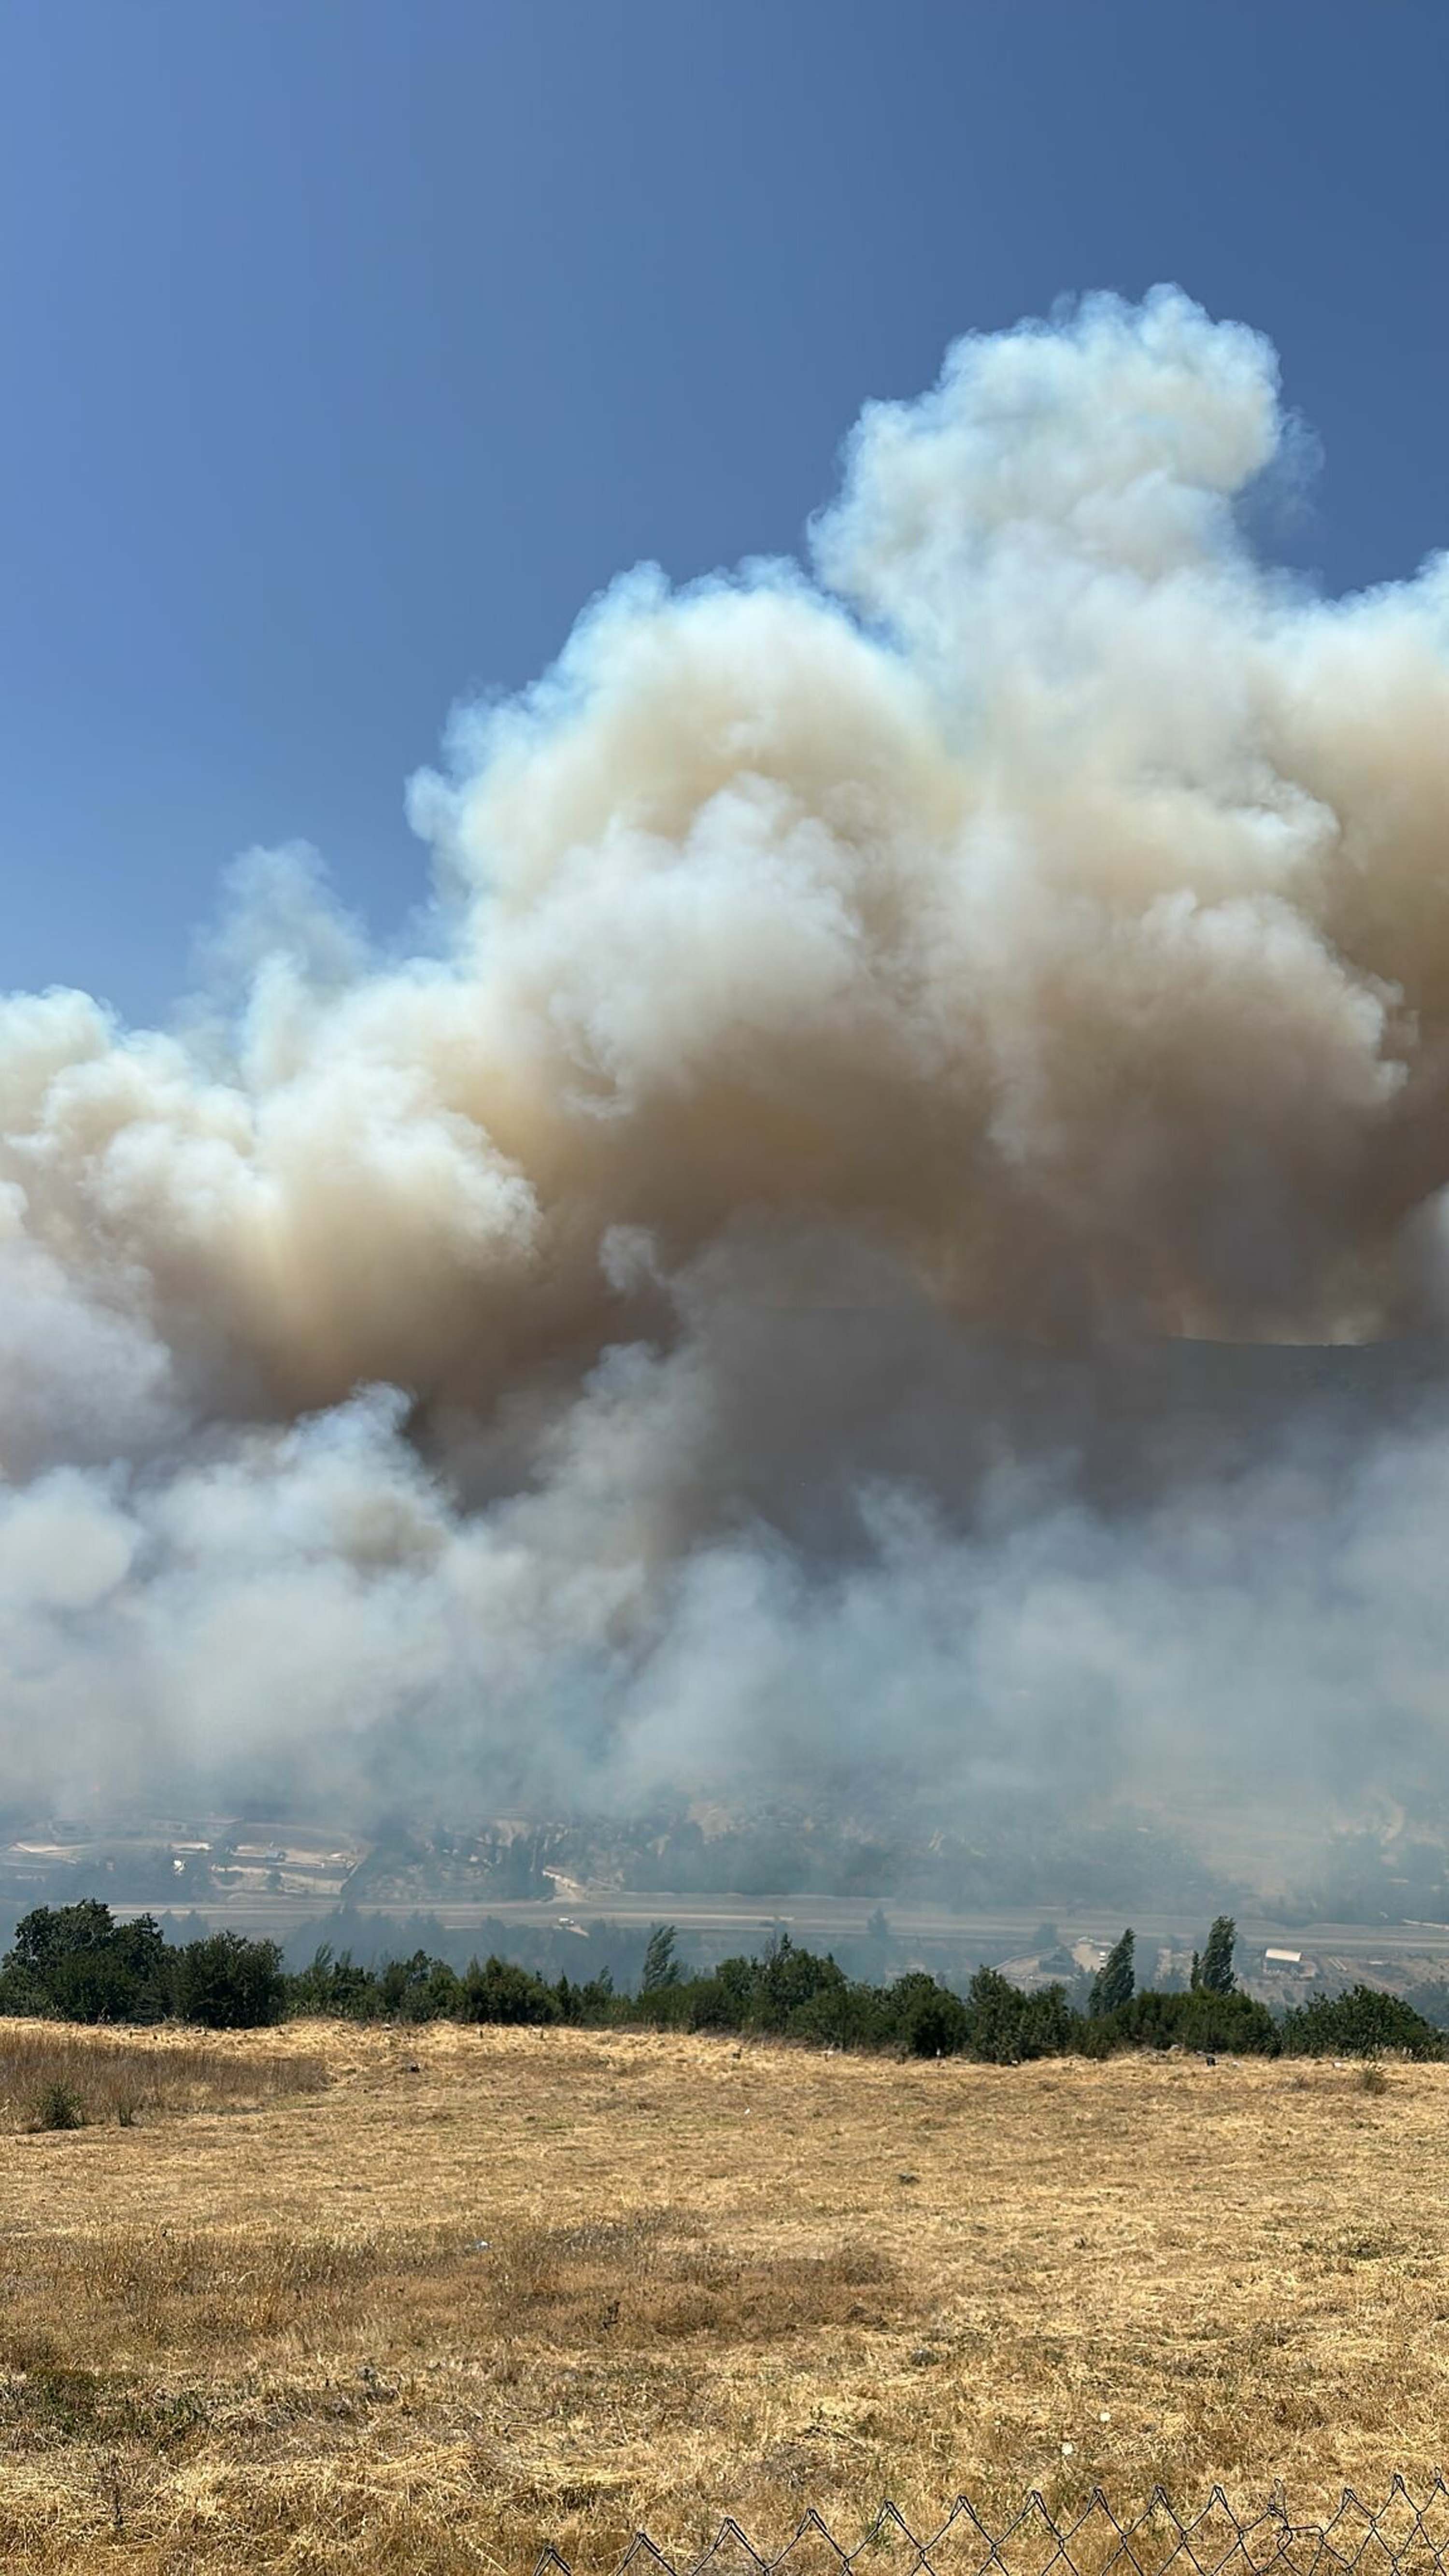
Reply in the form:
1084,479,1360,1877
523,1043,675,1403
535,2481,1449,2576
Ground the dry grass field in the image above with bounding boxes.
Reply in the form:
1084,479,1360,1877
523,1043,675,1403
0,2025,326,2133
0,2020,1446,2574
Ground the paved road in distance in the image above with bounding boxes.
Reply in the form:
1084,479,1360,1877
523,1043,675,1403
113,1887,1449,1961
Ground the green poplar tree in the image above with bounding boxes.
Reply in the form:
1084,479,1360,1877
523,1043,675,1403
1090,1927,1136,2016
642,1924,681,1991
1196,1916,1237,1994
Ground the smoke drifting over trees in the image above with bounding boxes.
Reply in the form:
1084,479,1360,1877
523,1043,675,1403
2,289,1449,1866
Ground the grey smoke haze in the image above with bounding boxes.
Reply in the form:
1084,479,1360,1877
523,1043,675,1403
3,287,1449,1871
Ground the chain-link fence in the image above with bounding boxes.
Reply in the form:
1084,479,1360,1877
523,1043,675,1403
534,2482,1449,2576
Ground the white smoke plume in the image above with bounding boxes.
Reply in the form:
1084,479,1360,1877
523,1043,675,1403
4,286,1449,1873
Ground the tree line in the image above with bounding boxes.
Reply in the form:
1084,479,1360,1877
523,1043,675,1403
0,1900,1440,2060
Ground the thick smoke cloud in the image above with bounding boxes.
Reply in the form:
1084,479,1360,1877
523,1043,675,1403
3,287,1449,1875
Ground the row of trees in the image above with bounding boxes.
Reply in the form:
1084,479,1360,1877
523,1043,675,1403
0,1901,1442,2059
0,1901,286,2028
1087,1914,1238,2014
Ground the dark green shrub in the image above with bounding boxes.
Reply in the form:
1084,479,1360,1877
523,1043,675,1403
788,1978,894,2050
459,1955,560,2025
379,1950,463,2021
1280,1984,1443,2060
965,1967,1080,2063
33,2079,85,2131
678,1971,741,2032
173,1931,286,2029
286,1943,387,2019
1087,1985,1278,2056
753,1935,848,2032
888,1972,971,2056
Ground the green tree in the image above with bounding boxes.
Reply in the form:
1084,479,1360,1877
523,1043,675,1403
888,1972,970,2056
379,1950,462,2021
459,1955,560,2025
641,1923,681,1992
0,1902,171,2022
286,1943,381,2019
965,1967,1079,2064
1087,1985,1277,2057
1195,1915,1237,1994
757,1934,845,2030
174,1931,285,2028
1090,1928,1136,2016
788,1977,892,2050
1280,1984,1443,2061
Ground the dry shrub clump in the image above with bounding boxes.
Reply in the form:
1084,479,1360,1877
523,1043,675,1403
0,2021,327,2132
1,2022,1448,2574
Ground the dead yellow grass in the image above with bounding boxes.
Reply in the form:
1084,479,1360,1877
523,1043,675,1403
0,2020,1445,2572
0,2023,327,2133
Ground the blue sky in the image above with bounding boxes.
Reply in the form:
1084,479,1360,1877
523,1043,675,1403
2,0,1446,1021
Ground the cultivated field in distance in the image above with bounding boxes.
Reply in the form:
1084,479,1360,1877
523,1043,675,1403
1,2022,1446,2572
